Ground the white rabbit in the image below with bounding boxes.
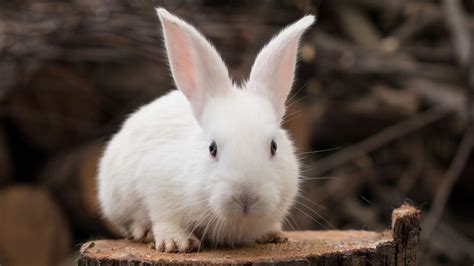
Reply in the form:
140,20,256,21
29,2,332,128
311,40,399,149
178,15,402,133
98,8,315,253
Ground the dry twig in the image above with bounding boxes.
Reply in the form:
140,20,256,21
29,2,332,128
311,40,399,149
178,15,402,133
442,0,471,67
310,105,454,176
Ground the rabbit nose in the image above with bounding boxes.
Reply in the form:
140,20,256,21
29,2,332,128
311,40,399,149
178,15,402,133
233,192,259,214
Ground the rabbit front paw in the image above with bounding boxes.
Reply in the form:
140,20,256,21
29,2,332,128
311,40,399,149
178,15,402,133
257,231,288,244
124,221,153,243
152,223,200,252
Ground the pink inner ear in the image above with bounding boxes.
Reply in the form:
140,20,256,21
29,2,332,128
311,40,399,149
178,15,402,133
164,20,197,100
282,43,297,95
274,41,298,109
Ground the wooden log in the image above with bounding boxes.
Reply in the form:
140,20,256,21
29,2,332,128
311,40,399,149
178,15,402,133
0,124,12,185
78,204,420,265
40,142,116,237
0,185,71,266
4,64,101,152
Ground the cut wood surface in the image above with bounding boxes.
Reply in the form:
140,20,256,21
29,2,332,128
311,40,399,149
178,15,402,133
78,204,420,265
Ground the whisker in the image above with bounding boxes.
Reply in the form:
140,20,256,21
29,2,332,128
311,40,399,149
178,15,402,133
285,82,308,107
300,176,341,181
282,215,296,231
359,195,373,205
215,218,225,247
295,201,336,229
199,214,217,251
282,110,304,124
187,208,213,240
297,146,345,155
297,194,327,210
288,214,300,230
293,205,329,230
284,107,304,118
285,97,306,111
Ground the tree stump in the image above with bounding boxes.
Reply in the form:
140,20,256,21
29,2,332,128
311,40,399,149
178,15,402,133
78,204,420,265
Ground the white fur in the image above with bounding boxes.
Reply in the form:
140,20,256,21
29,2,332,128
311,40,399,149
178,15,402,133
98,8,314,251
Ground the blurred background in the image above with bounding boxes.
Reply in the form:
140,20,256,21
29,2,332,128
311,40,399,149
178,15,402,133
0,0,473,265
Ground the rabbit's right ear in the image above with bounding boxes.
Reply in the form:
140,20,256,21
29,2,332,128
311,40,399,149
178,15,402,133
157,8,232,121
247,15,315,120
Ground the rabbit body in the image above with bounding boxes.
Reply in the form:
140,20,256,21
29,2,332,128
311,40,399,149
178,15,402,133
98,8,314,252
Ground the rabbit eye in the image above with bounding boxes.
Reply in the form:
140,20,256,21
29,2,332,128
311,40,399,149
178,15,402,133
209,141,217,158
270,140,277,156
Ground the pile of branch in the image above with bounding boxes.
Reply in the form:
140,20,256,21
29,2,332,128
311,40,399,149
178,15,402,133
292,1,474,265
0,0,473,265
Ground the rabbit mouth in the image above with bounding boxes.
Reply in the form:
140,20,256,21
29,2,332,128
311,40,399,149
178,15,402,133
231,194,261,216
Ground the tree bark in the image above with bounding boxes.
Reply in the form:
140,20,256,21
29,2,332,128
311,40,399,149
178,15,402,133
78,204,420,265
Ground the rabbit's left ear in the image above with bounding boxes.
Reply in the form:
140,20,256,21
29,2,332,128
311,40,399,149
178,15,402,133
247,16,315,119
157,8,232,121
